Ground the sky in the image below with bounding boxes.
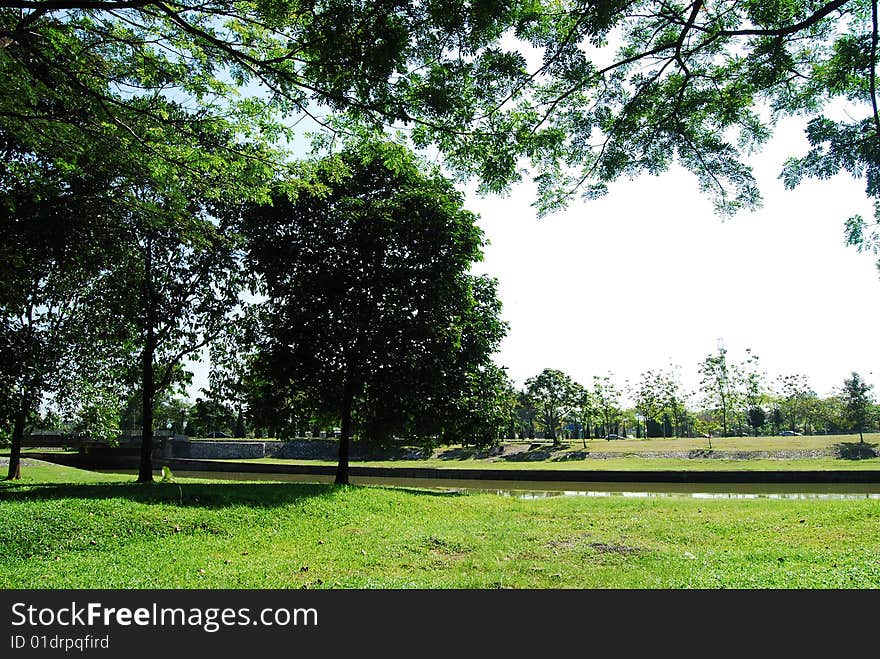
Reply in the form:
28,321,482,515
465,117,880,401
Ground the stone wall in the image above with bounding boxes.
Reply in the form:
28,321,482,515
272,439,424,460
171,439,283,459
272,439,339,460
169,438,423,460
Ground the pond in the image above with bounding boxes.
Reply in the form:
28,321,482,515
97,469,880,500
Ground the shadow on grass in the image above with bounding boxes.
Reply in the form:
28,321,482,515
834,442,880,460
0,479,460,508
434,447,479,460
503,446,561,462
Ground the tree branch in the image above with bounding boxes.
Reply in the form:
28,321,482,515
872,0,880,141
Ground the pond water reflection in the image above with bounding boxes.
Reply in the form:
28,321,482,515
100,469,880,500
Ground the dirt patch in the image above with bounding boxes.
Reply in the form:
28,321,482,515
423,535,469,556
547,534,643,556
834,443,880,460
547,535,590,551
588,542,641,556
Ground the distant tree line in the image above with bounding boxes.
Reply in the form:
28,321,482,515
514,353,878,445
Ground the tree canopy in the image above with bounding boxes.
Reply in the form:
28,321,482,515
524,368,583,442
6,2,880,228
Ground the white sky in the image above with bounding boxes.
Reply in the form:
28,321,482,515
466,117,880,401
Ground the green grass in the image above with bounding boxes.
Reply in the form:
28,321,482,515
1,462,878,588
3,462,135,484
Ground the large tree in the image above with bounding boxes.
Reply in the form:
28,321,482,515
107,193,251,483
7,2,880,235
447,2,880,242
0,138,129,479
0,1,521,184
235,140,507,484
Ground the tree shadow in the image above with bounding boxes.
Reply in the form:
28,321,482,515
0,478,460,508
503,446,560,462
551,451,589,462
834,442,880,460
433,447,479,460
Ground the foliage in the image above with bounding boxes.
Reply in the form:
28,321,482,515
777,373,819,433
840,371,876,441
0,138,135,476
524,368,584,442
746,406,768,437
0,1,518,193
698,345,745,437
591,373,623,437
234,140,507,479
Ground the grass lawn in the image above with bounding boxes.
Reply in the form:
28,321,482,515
1,461,878,589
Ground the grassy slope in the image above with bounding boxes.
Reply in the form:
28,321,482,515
510,433,875,452
1,462,878,589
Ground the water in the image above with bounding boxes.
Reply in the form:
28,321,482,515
97,469,880,500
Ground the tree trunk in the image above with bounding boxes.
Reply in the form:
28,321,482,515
4,402,27,481
335,374,355,485
137,236,156,484
137,357,155,483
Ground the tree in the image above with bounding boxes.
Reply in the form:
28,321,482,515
440,1,880,268
573,388,595,446
235,140,506,484
661,365,693,438
769,404,785,435
778,374,817,434
0,1,521,191
592,373,622,439
0,141,131,479
433,362,517,450
631,370,666,438
698,345,743,438
841,371,876,443
524,368,583,444
97,186,253,482
515,389,538,440
8,1,880,256
746,406,768,437
741,349,768,437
